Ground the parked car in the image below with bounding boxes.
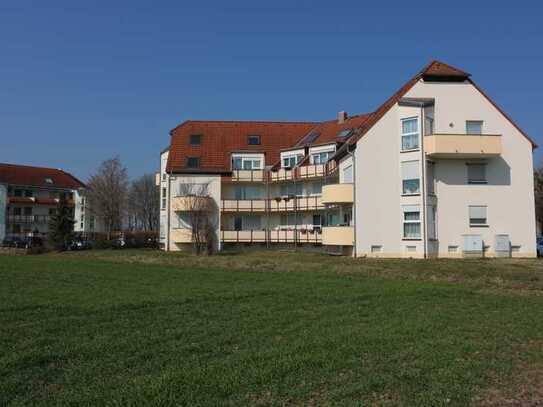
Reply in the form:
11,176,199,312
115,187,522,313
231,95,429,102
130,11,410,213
2,237,25,248
537,237,543,257
68,239,92,251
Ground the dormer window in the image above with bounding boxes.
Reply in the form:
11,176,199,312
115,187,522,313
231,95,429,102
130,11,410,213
247,135,261,145
282,154,303,168
45,178,53,184
190,134,202,145
232,154,262,170
186,157,200,168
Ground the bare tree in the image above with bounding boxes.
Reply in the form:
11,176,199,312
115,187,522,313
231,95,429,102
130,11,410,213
535,159,543,227
86,156,129,238
128,174,159,231
177,182,217,255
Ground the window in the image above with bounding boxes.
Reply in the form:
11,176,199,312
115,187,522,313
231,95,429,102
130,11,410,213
467,163,487,184
282,154,303,168
311,181,322,195
466,121,483,135
234,185,262,200
280,183,303,197
311,151,333,165
427,161,435,194
186,157,200,168
401,118,419,151
371,245,382,253
44,178,53,184
247,135,261,145
90,215,95,230
469,205,487,226
24,190,33,197
189,134,202,145
312,214,322,226
24,207,32,216
401,160,420,195
232,156,262,170
448,245,458,253
327,211,340,226
424,115,434,136
14,189,22,197
300,131,320,145
235,215,261,230
162,173,167,181
343,164,353,183
337,129,353,139
280,213,303,227
403,205,421,239
161,187,166,210
176,212,191,229
343,206,353,225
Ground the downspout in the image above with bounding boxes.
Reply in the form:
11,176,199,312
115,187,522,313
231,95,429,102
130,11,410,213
166,170,172,252
346,144,357,257
420,106,428,259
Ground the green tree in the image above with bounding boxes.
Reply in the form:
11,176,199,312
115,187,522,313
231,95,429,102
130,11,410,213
536,160,543,228
48,195,75,250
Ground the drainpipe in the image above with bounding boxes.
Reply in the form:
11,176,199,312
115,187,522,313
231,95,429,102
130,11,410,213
420,106,428,259
346,144,357,257
166,171,172,252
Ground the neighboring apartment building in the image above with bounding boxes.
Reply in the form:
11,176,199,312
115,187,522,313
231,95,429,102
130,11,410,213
159,61,538,258
0,163,101,241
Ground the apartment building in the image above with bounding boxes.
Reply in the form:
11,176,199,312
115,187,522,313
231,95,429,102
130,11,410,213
0,163,101,241
159,61,538,258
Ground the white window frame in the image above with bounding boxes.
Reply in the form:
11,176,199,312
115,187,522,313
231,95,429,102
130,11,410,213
311,151,333,165
231,154,263,171
402,205,421,239
401,160,420,195
401,117,419,151
282,154,304,169
469,205,488,227
466,120,483,135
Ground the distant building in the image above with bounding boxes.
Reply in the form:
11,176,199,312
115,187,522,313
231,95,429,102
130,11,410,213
0,163,102,241
158,61,538,258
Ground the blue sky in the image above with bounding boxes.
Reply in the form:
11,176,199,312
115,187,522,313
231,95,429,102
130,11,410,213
1,1,542,180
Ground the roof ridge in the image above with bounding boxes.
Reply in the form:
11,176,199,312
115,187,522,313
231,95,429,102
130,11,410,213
0,162,65,172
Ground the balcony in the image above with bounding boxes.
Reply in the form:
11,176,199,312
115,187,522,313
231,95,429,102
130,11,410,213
221,229,322,244
171,228,193,243
7,215,50,224
221,199,267,212
172,196,213,211
268,196,323,212
322,226,354,246
230,170,266,182
321,184,353,205
425,134,502,158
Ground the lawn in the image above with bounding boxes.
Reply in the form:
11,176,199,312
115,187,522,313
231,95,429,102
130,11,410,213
0,250,542,406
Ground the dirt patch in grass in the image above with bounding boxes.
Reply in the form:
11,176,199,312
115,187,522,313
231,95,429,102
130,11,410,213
474,341,543,406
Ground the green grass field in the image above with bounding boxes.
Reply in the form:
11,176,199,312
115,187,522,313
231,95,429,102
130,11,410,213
1,250,542,406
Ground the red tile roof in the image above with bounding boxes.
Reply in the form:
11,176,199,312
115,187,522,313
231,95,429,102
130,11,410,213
166,120,316,173
294,113,372,147
0,163,85,189
166,60,536,173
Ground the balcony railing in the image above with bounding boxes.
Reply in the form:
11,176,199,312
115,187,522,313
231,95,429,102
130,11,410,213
7,215,50,224
221,229,322,244
228,162,337,183
322,226,354,246
425,133,502,158
220,196,324,212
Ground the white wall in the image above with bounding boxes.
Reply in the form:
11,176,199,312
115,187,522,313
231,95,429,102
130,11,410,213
406,79,536,257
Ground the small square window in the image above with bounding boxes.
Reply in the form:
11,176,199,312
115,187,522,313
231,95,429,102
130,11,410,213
469,205,487,226
247,135,261,145
44,178,53,184
466,121,483,135
190,134,202,145
186,157,200,168
467,163,487,184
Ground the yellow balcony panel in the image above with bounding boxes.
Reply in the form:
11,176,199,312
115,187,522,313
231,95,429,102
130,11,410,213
322,226,354,246
321,184,353,205
172,196,212,212
221,230,266,242
171,228,193,243
425,134,502,158
221,199,266,212
298,164,325,179
269,196,323,212
231,170,265,182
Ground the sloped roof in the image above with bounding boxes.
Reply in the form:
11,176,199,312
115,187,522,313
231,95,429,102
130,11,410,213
294,113,372,147
0,163,85,189
349,60,536,149
166,120,316,173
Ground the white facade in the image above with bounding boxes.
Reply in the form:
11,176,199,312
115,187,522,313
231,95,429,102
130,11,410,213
354,78,537,258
